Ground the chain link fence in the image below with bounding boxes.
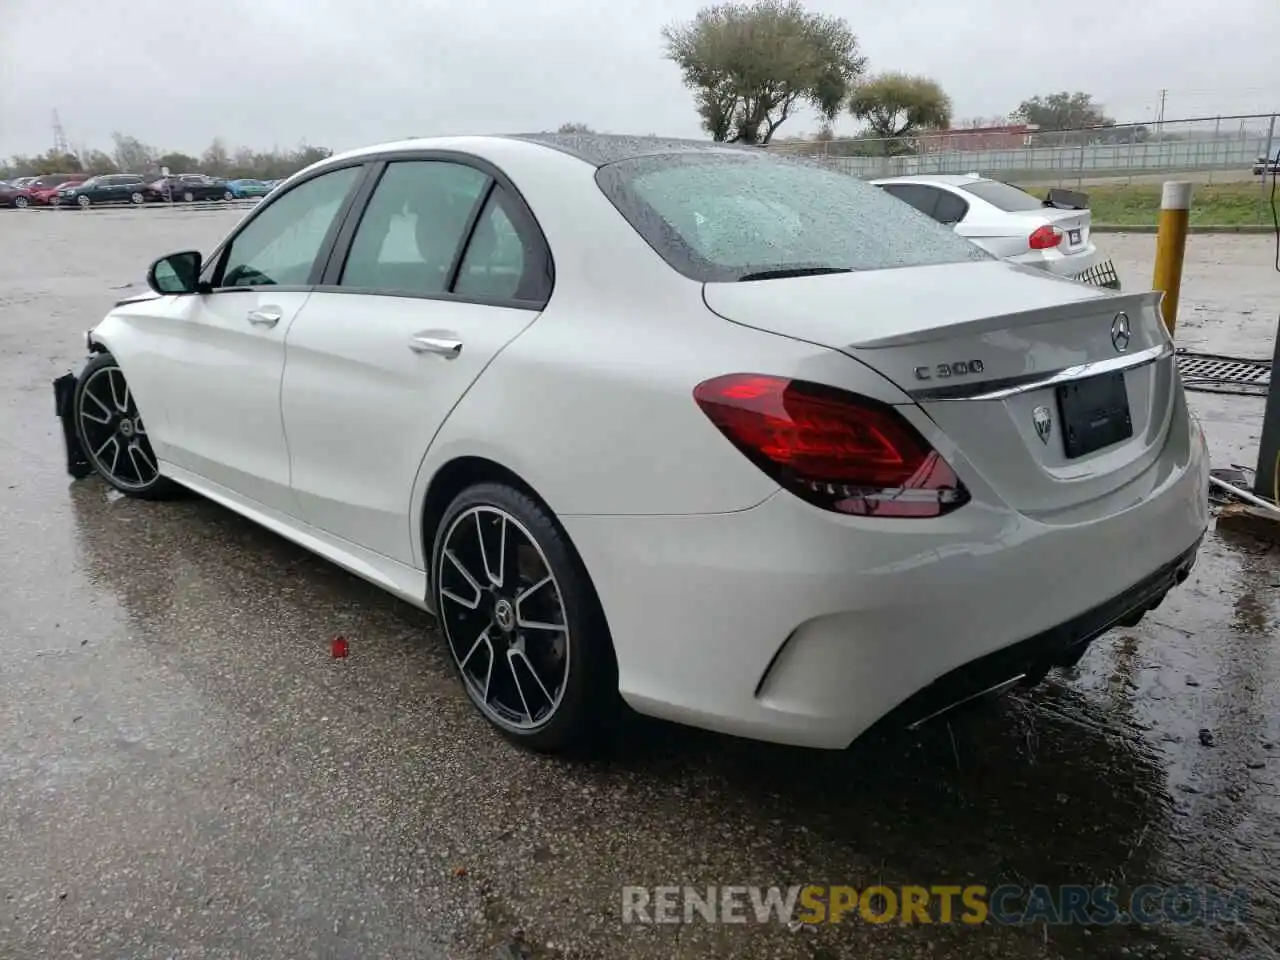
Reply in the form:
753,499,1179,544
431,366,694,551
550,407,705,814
768,113,1279,187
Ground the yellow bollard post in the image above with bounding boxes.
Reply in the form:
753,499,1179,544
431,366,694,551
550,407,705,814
1151,181,1191,337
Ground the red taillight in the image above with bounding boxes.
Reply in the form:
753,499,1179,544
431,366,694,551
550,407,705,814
1028,225,1062,250
693,374,969,518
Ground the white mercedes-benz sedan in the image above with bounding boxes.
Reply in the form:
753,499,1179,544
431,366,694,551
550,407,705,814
870,173,1121,290
55,134,1208,755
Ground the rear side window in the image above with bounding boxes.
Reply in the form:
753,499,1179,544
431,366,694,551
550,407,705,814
596,153,989,282
340,160,489,296
955,179,1045,212
453,187,548,302
879,183,941,219
338,160,552,304
933,190,969,224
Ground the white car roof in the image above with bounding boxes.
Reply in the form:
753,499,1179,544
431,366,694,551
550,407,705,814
870,173,989,187
325,133,755,169
283,133,757,195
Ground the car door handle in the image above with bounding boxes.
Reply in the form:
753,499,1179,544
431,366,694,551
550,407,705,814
408,335,463,359
247,307,282,327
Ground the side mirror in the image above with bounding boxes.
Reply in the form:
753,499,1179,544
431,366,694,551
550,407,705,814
147,250,203,295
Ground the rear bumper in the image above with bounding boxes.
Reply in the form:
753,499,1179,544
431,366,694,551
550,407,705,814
882,534,1200,731
1009,244,1119,287
563,406,1208,749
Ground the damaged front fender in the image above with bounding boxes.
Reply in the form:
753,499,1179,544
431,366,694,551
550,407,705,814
54,370,94,480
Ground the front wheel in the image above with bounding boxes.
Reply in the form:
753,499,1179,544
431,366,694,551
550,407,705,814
14,195,28,209
431,483,617,755
73,353,177,499
77,195,91,208
130,191,144,204
222,190,234,201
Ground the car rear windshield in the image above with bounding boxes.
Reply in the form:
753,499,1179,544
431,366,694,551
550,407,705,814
595,152,990,282
954,179,1045,212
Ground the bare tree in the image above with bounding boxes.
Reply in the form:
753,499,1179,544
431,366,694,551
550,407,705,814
111,132,155,173
201,138,231,177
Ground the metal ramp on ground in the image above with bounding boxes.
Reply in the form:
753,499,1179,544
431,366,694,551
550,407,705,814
1176,350,1273,396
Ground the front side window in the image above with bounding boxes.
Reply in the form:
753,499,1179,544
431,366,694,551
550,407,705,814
340,160,490,296
598,153,990,283
217,165,361,288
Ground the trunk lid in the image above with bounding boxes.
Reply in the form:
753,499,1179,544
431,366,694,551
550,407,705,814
702,261,1176,515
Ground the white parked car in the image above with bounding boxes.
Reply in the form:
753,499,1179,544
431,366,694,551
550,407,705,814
55,135,1207,755
871,173,1121,289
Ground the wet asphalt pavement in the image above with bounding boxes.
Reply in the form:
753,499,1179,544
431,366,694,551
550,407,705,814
2,207,1278,960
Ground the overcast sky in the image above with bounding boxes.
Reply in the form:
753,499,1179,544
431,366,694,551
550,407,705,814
2,0,1278,159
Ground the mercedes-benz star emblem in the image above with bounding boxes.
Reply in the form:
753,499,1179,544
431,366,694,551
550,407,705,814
494,598,516,633
1110,312,1132,353
1033,405,1053,445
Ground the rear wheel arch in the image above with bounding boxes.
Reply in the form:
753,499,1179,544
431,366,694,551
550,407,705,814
419,457,611,632
422,457,566,581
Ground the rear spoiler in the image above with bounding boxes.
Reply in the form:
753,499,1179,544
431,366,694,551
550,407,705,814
1042,186,1089,211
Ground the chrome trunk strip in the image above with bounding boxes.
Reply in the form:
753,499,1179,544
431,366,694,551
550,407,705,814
908,341,1173,402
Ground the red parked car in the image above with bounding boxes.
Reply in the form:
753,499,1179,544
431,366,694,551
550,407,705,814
9,173,89,208
25,174,89,206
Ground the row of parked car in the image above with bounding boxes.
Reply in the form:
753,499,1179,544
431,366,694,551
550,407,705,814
0,172,280,209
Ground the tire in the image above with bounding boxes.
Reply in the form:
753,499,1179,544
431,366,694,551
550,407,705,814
77,195,91,208
14,195,28,209
73,352,177,500
130,191,144,204
430,482,618,755
182,190,194,203
222,190,234,201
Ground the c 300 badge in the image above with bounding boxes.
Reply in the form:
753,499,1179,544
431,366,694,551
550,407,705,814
913,359,984,381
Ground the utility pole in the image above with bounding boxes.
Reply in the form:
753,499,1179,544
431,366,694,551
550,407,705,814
52,110,69,155
1253,116,1279,503
1255,319,1280,503
1156,89,1167,141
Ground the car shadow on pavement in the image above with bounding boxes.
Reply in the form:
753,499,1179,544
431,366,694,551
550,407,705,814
62,479,1265,960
